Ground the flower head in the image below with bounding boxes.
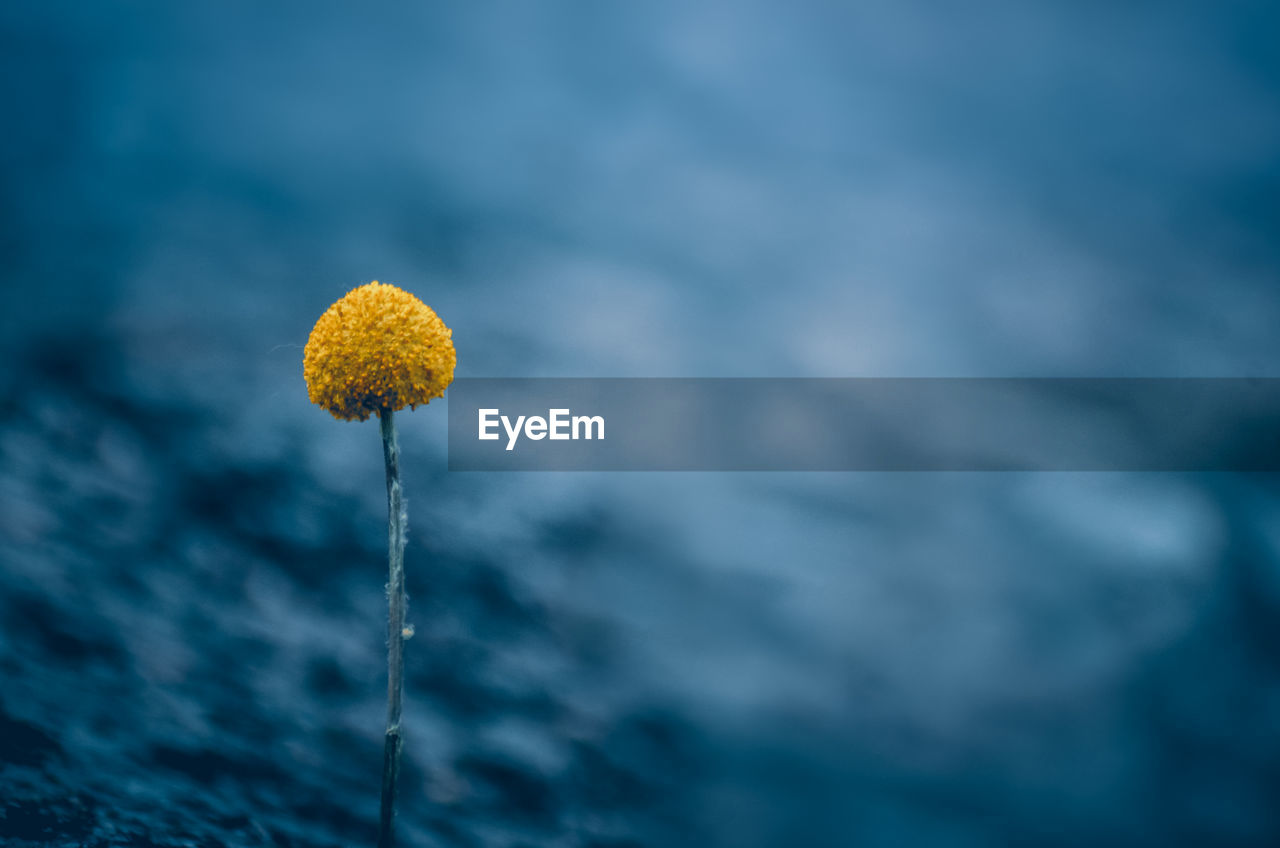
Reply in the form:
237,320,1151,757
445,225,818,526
304,281,456,421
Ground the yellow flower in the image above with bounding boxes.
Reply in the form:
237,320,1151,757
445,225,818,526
304,281,456,421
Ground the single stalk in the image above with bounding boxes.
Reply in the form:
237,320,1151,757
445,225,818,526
378,407,406,848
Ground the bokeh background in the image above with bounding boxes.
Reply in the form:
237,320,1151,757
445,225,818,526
3,2,1280,846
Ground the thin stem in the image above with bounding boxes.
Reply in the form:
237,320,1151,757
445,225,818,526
378,407,406,848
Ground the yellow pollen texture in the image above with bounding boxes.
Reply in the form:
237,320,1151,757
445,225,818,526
304,281,456,421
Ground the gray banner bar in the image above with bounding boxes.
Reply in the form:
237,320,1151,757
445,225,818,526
446,378,1280,471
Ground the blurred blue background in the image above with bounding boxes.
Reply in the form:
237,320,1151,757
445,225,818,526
2,2,1280,846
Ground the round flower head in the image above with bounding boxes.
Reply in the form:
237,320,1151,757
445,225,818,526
304,281,456,421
